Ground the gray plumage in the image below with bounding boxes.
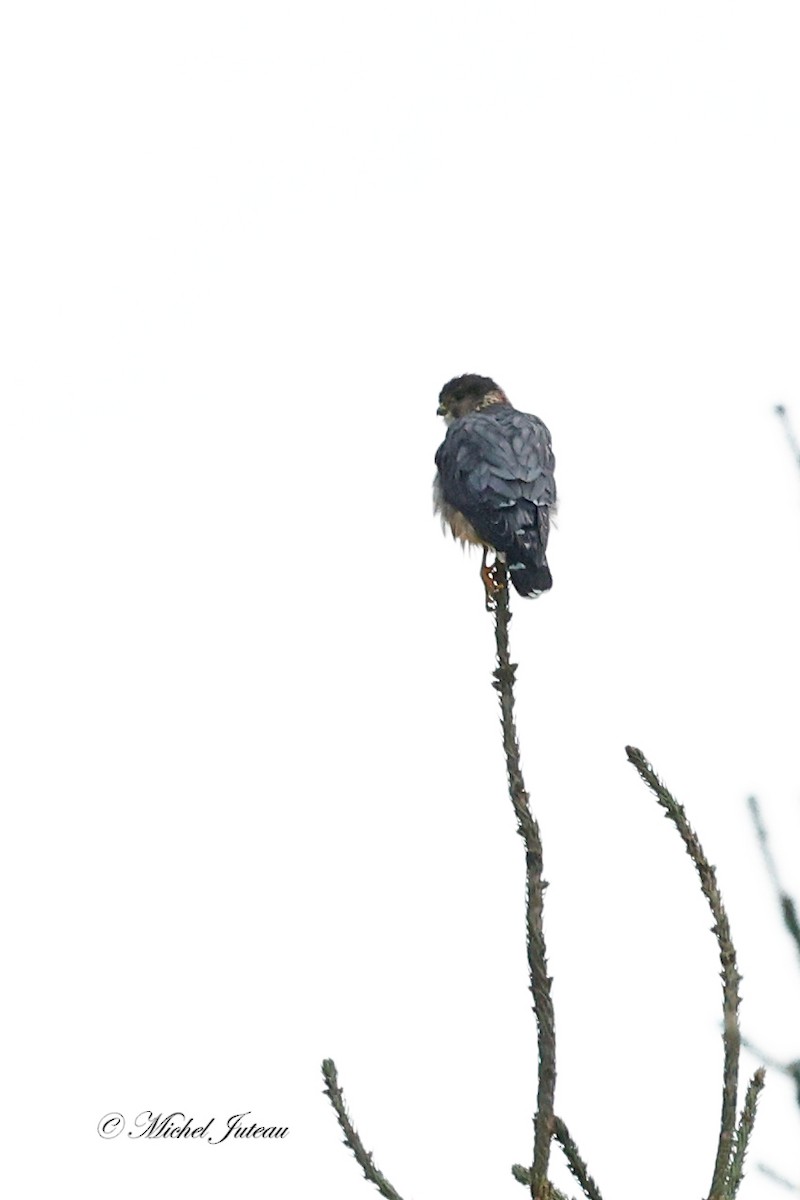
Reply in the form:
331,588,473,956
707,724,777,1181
434,375,556,596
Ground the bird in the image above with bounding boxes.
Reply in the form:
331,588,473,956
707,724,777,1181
433,374,556,602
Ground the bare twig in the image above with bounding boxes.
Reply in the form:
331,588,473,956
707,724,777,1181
785,1060,800,1108
321,1059,404,1200
553,1116,604,1200
491,564,557,1199
625,747,742,1200
726,1068,766,1197
775,404,800,475
741,1033,787,1073
747,795,800,968
757,1164,800,1193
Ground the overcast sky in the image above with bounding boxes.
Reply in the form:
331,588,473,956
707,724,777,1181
3,3,800,1198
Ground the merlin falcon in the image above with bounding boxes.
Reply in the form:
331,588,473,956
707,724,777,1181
434,374,556,599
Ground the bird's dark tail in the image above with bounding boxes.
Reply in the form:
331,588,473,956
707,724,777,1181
506,511,551,595
502,504,553,596
508,559,552,596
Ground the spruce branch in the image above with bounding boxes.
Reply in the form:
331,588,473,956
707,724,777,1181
747,795,800,968
726,1068,766,1198
553,1117,604,1200
742,1034,800,1110
321,1059,404,1200
625,747,743,1200
513,1115,602,1200
512,1163,574,1200
491,563,557,1199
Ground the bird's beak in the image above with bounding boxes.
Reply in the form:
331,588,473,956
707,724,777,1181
437,403,447,416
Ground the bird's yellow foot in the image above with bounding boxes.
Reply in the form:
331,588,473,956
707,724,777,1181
481,558,505,611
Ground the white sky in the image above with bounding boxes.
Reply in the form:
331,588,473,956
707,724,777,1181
3,2,800,1198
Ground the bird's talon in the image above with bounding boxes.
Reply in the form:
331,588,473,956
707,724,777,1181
481,560,505,609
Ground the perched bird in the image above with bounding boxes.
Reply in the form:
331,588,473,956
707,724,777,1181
434,374,556,599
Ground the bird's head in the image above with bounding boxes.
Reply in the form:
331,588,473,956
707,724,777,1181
437,374,509,423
